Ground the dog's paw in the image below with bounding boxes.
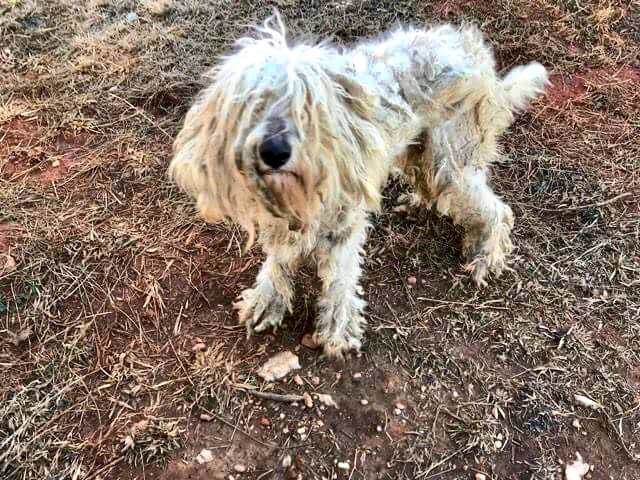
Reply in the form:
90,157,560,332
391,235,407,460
313,331,362,360
313,304,365,359
234,286,286,334
394,192,427,212
464,206,514,286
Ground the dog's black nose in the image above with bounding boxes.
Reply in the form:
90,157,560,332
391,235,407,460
259,133,291,169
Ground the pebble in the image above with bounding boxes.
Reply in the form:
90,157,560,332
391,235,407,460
282,455,292,468
353,372,363,380
572,418,581,429
196,448,214,464
395,402,406,410
125,11,139,22
257,351,301,382
475,474,487,480
360,399,369,405
279,413,286,420
336,462,350,471
407,276,417,285
303,392,313,408
199,413,214,422
51,159,60,167
233,464,247,473
494,440,503,449
393,408,401,415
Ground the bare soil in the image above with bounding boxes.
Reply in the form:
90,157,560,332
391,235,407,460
1,1,639,479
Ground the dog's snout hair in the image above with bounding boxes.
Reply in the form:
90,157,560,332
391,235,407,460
168,11,548,358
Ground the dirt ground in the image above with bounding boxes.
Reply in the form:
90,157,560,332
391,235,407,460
1,0,639,479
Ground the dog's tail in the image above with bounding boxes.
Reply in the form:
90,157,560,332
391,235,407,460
500,62,549,115
469,61,549,138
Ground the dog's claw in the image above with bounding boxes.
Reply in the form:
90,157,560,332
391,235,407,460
234,287,286,334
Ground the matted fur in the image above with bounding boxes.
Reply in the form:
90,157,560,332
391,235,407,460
169,12,548,357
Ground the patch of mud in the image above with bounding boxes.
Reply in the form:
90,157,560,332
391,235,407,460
544,65,640,106
1,118,87,183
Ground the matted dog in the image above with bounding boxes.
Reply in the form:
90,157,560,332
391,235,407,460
169,12,548,357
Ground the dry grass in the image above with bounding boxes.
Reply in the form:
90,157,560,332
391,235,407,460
1,0,639,479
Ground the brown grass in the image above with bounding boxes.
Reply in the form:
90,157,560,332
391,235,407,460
1,0,639,479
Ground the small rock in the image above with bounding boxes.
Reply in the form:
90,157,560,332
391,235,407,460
297,427,306,434
360,399,369,405
257,351,301,382
494,440,503,449
393,408,401,415
303,392,313,408
574,394,602,410
279,413,286,420
282,455,292,468
293,375,304,386
199,413,214,422
233,464,246,473
125,11,139,22
196,448,214,464
376,425,383,432
316,393,339,409
395,402,406,410
565,452,590,480
260,417,271,427
353,372,363,380
336,462,350,471
475,474,487,480
572,418,581,429
51,159,60,167
301,333,321,350
407,276,417,285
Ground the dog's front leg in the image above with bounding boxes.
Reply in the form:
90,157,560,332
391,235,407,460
235,244,300,335
313,212,369,358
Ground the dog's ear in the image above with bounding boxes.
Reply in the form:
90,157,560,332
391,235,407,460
331,73,378,118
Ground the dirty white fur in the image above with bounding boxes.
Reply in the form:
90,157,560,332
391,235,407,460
168,13,548,357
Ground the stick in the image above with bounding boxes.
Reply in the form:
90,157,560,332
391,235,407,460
534,192,632,212
244,390,304,403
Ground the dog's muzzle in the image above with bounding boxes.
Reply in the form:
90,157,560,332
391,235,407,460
259,132,291,169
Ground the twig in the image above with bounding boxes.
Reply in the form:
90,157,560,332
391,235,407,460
533,192,632,212
201,409,277,449
244,389,304,403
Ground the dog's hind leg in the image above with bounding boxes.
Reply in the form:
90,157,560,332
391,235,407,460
430,131,514,287
313,210,369,358
235,239,300,335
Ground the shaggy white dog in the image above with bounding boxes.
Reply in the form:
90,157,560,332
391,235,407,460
169,13,548,357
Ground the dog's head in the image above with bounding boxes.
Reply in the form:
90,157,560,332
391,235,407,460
169,13,388,240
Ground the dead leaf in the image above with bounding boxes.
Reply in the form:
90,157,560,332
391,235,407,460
8,327,32,346
1,254,16,275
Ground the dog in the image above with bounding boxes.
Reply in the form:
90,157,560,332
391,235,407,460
168,12,548,357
